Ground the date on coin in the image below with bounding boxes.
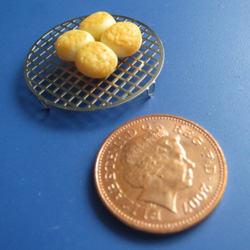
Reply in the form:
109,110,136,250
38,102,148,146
94,115,227,233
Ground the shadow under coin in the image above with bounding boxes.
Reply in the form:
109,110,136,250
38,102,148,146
86,159,200,243
17,66,150,131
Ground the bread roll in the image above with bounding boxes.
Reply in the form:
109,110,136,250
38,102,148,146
79,11,116,41
101,22,142,58
75,41,118,79
55,30,94,61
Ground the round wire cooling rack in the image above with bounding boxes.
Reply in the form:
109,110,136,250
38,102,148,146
24,15,164,111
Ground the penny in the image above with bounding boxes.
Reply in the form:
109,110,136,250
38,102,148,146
94,114,227,233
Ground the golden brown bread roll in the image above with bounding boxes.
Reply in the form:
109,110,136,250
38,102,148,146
79,11,116,41
55,30,94,61
101,22,142,57
75,41,118,79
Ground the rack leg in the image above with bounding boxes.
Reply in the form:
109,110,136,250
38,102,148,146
39,100,50,111
147,82,156,97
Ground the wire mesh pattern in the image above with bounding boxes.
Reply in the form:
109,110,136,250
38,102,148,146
24,15,164,111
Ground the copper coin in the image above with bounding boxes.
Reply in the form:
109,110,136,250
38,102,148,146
95,114,227,233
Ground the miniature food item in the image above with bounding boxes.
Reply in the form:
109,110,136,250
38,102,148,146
75,41,118,79
101,22,142,57
55,30,94,61
79,11,116,41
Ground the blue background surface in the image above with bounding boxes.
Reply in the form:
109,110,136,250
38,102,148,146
0,0,249,249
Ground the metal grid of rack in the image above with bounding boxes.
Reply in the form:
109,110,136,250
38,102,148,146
24,15,164,111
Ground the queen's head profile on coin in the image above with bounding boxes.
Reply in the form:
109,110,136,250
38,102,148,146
121,128,196,213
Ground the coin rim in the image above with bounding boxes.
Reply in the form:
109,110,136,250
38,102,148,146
94,114,227,233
